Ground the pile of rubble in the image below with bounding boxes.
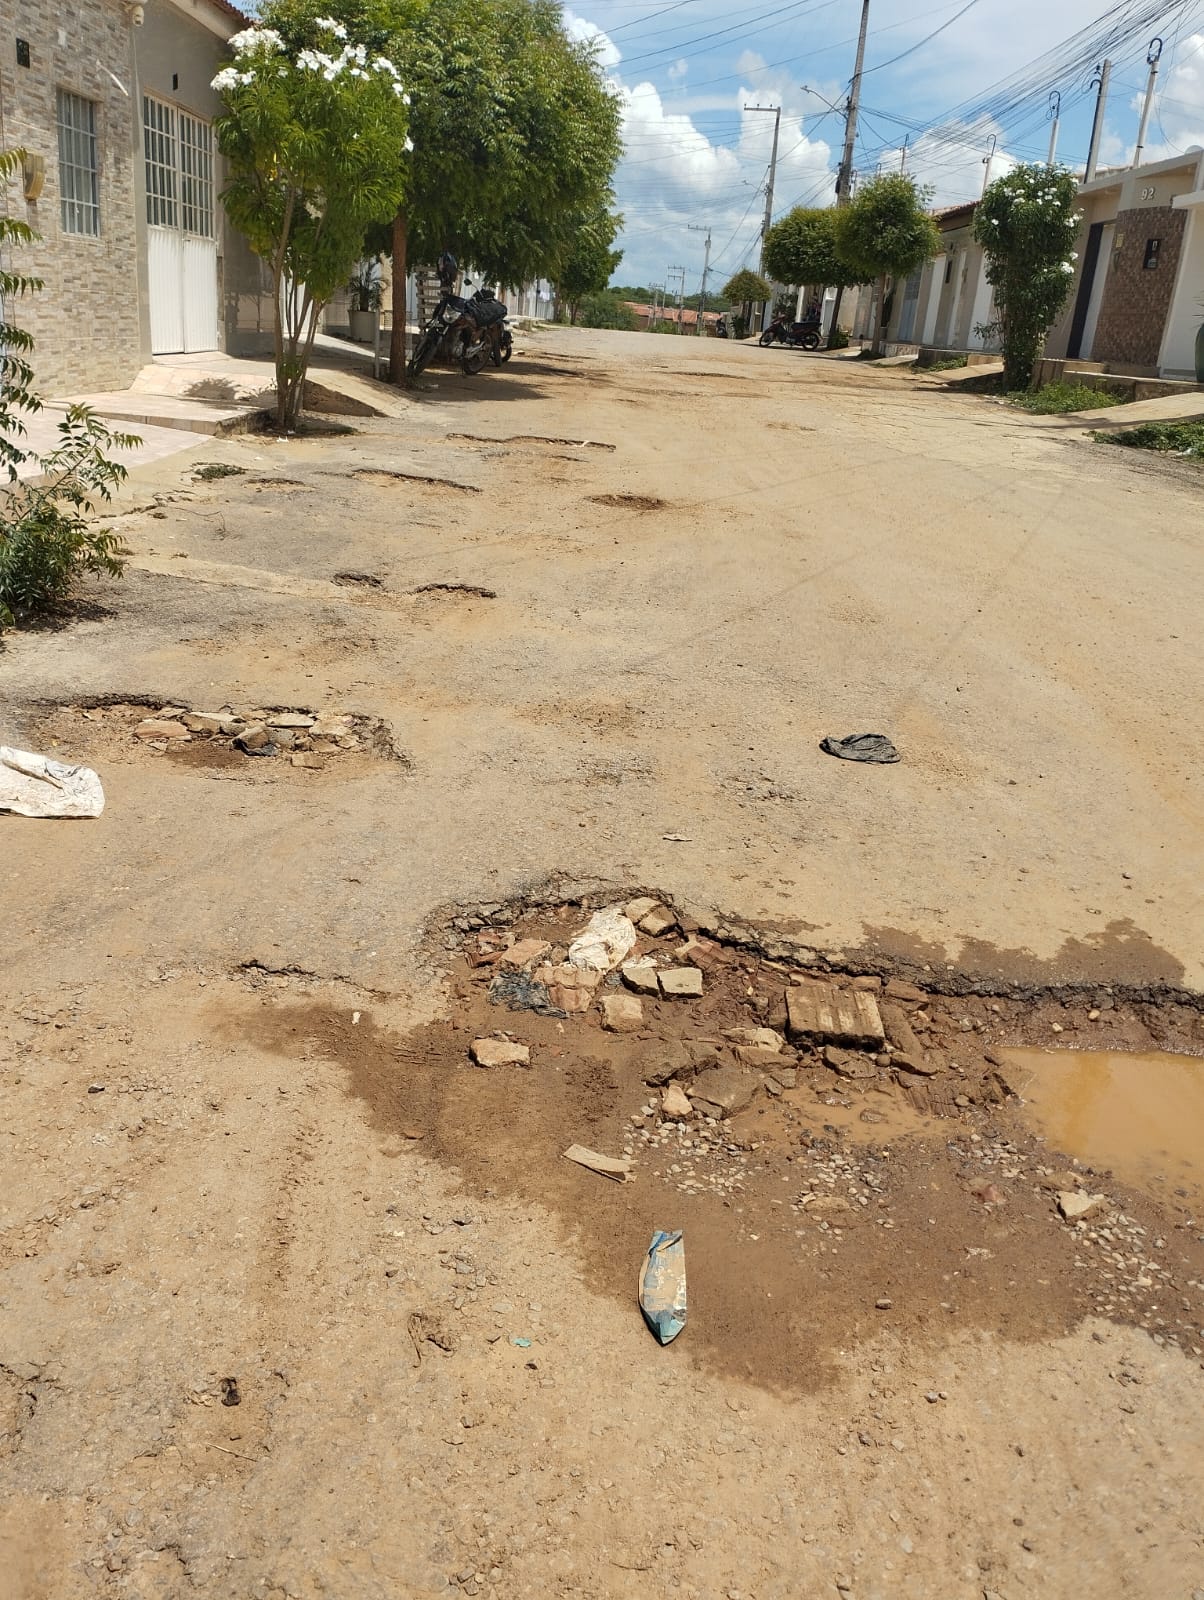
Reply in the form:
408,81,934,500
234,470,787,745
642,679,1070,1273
71,701,396,767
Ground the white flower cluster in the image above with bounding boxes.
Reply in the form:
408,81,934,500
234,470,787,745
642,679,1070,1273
229,26,284,56
314,17,348,39
295,38,409,96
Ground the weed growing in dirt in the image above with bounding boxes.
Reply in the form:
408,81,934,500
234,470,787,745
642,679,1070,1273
1095,419,1204,458
918,355,969,372
1008,382,1123,415
194,462,248,481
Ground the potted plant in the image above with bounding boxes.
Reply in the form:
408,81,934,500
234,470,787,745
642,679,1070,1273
348,263,381,343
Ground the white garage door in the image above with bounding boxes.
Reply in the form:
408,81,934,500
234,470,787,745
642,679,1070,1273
144,96,219,354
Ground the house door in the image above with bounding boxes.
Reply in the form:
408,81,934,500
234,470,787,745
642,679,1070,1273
896,266,922,342
1068,222,1113,360
143,97,218,354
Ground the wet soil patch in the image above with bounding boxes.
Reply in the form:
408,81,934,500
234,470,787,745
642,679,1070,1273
587,494,667,511
192,463,247,482
351,468,481,495
236,896,1204,1392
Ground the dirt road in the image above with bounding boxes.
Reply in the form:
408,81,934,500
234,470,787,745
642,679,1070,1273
2,330,1202,1599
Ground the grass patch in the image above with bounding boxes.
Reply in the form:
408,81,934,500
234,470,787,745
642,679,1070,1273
1095,419,1204,458
1008,381,1123,415
917,355,969,373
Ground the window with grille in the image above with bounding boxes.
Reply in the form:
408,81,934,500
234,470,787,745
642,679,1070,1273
143,96,178,228
56,90,99,236
179,112,214,238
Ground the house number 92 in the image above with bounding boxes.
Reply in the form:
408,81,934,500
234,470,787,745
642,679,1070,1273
1140,186,1157,200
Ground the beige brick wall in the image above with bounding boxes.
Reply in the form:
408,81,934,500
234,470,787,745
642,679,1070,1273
0,0,144,395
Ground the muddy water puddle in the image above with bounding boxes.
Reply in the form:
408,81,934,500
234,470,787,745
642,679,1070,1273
1008,1047,1204,1199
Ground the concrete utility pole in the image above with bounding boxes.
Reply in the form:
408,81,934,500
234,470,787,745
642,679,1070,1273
1133,37,1163,169
1085,59,1112,182
1047,91,1061,165
900,134,909,173
745,103,781,331
668,265,686,330
828,0,871,348
688,223,712,335
981,132,997,197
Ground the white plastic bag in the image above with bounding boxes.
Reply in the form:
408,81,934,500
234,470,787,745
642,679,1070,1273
567,905,637,974
0,746,105,818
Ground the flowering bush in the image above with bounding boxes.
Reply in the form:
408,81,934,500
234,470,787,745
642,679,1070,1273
974,164,1082,390
213,11,413,426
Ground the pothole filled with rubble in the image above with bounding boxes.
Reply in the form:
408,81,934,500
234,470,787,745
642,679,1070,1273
240,892,1204,1387
37,698,409,775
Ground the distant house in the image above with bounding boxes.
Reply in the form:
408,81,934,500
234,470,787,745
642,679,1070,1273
2,0,263,395
622,302,723,333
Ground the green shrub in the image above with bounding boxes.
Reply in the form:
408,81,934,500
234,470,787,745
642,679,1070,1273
578,290,637,330
827,326,850,350
923,354,969,372
1,408,135,631
1008,382,1123,415
1096,420,1204,457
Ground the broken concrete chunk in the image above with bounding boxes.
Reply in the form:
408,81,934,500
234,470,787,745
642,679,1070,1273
495,939,552,972
134,719,191,741
893,1052,939,1077
180,712,227,735
823,1046,878,1079
599,993,644,1033
624,896,661,924
290,753,324,769
470,1038,530,1068
621,961,660,996
235,723,271,751
548,984,592,1014
658,967,703,999
639,908,678,937
564,1144,630,1182
1057,1190,1106,1221
787,979,885,1050
723,1026,784,1052
881,1003,924,1062
642,1040,692,1086
689,1066,756,1118
661,1082,693,1121
268,712,316,729
734,1046,790,1071
884,978,927,1004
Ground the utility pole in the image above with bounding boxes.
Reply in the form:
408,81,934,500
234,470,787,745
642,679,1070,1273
688,223,712,335
828,0,870,348
981,132,997,197
1085,59,1111,182
1047,91,1061,165
1133,37,1163,169
668,265,686,331
745,103,781,332
900,134,909,173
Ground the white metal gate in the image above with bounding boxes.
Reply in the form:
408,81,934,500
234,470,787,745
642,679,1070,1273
143,97,218,354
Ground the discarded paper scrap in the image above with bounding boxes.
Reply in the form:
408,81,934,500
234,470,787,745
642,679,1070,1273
0,746,105,819
639,1229,687,1345
563,1144,632,1182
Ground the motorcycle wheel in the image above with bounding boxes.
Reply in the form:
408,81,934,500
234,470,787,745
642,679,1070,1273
758,330,775,347
459,332,487,376
407,328,439,379
802,331,820,351
500,333,513,364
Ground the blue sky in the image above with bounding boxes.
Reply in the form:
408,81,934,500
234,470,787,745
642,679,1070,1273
563,0,1204,291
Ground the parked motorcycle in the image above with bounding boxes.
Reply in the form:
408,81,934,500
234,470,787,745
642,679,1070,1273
759,314,821,351
407,277,512,380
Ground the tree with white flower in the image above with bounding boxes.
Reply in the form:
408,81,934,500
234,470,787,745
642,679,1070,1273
973,164,1082,391
213,9,413,426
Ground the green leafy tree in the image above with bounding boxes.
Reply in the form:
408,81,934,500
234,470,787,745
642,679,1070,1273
973,163,1082,389
553,209,623,324
833,174,940,355
722,268,772,336
382,0,621,379
763,206,864,292
0,149,133,632
577,290,636,330
212,13,413,426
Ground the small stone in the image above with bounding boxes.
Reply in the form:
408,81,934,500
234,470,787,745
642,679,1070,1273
134,718,190,741
470,1038,530,1068
823,1046,877,1079
658,967,703,998
639,908,678,937
268,712,316,728
642,1040,692,1086
624,896,660,923
1088,1009,1100,1021
621,961,660,996
734,1046,787,1070
775,1067,797,1089
234,723,271,751
723,1026,784,1052
851,975,882,991
600,993,644,1032
894,1052,938,1077
661,1082,693,1121
1057,1190,1106,1221
763,1076,783,1096
875,1296,893,1310
1051,1021,1063,1034
954,1094,971,1108
875,1053,891,1069
290,753,324,769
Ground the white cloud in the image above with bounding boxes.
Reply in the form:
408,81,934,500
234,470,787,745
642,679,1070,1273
667,58,688,82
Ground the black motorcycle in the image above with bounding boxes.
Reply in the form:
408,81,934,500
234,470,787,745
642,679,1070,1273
407,278,511,379
759,314,821,351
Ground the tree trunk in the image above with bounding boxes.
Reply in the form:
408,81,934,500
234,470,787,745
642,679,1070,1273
388,208,408,384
